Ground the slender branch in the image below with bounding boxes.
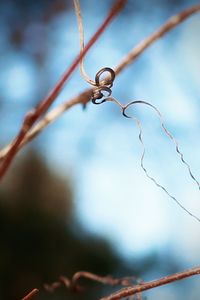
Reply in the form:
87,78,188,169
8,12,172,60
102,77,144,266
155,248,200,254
0,90,92,161
21,289,39,300
115,3,200,75
71,271,137,289
44,271,137,293
100,266,200,300
0,0,127,179
0,4,200,164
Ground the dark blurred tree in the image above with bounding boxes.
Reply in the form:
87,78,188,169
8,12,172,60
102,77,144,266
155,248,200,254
0,151,139,300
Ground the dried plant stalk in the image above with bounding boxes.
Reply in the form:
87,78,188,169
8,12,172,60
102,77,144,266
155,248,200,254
73,0,96,85
21,289,39,300
1,4,199,164
100,266,200,300
44,271,137,293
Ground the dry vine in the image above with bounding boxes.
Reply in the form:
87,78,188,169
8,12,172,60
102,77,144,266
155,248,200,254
72,0,200,222
21,267,200,300
21,289,39,300
100,266,200,300
1,1,200,299
0,3,200,171
0,0,127,179
44,271,141,294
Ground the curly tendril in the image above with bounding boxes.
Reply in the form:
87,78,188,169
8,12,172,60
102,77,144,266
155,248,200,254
72,0,200,221
91,67,115,104
90,69,200,223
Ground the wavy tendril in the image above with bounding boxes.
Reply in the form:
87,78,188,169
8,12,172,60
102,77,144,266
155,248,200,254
123,100,200,191
99,96,200,223
73,0,200,222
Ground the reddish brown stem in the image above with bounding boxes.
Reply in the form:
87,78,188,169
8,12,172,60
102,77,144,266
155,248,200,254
21,289,39,300
0,0,127,180
101,266,200,300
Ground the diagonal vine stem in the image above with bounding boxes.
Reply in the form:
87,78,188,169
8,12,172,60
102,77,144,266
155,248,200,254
100,266,200,300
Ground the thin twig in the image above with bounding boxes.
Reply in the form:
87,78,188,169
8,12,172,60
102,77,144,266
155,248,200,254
0,4,200,165
21,289,39,300
100,266,200,300
71,271,137,288
0,0,127,179
101,267,200,300
115,3,200,75
73,0,96,85
44,271,137,294
0,90,92,161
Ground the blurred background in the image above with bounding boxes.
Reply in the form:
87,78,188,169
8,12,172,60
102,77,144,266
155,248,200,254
0,0,200,299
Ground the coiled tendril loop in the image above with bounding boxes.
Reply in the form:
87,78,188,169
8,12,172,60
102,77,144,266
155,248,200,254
91,67,115,104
